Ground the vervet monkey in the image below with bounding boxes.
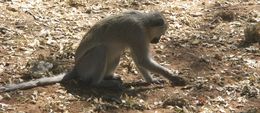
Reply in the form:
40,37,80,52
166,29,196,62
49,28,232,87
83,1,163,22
244,22,260,44
0,11,186,92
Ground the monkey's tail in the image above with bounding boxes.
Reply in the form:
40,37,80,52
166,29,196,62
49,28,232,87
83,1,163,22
0,73,69,92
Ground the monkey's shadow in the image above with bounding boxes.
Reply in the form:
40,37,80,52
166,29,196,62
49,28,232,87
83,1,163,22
237,40,260,48
61,80,164,103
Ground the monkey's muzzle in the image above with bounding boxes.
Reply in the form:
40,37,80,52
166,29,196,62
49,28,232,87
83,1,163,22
151,37,160,44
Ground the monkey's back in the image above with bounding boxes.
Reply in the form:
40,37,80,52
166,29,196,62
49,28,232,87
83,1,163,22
75,11,147,62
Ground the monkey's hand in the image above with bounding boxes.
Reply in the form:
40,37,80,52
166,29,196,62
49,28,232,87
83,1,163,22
149,78,166,84
135,78,165,86
160,69,187,86
169,76,186,86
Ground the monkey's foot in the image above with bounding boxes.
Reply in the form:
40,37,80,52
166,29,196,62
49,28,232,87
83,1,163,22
170,76,186,86
104,74,122,83
95,80,125,91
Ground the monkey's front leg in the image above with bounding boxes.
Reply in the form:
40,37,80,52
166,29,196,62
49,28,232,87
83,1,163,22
141,58,186,86
132,54,165,84
152,63,186,86
137,66,165,84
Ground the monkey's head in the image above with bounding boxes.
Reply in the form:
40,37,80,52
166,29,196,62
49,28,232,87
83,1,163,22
145,12,168,44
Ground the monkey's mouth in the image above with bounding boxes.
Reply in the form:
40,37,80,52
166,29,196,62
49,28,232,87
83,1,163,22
151,37,160,44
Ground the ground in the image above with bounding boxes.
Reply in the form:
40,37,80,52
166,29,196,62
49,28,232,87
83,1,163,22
0,0,260,113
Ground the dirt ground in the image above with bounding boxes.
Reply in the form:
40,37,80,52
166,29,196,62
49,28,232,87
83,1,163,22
0,0,259,113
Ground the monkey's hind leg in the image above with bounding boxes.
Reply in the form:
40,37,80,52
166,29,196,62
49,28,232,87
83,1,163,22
104,55,122,82
75,46,123,90
94,54,123,90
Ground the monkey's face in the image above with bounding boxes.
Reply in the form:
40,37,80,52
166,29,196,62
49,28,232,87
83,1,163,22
150,37,161,44
149,26,167,44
